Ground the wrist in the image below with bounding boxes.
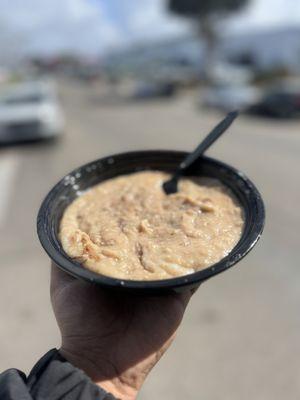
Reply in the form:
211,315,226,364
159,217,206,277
59,347,138,400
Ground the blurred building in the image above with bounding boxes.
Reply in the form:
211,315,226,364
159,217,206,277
225,26,300,73
104,26,300,79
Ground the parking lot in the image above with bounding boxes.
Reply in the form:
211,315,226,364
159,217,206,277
0,79,300,399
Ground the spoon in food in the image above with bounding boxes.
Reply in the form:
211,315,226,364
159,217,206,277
162,111,239,195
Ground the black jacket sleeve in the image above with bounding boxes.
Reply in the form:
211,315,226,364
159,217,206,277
0,349,117,400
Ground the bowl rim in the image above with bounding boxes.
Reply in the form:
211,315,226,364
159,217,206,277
37,150,265,291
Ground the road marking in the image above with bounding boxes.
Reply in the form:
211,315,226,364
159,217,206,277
0,153,19,228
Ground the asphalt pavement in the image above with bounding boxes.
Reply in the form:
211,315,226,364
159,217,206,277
0,79,299,399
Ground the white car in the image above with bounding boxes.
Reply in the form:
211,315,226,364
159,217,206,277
201,84,262,112
0,81,64,144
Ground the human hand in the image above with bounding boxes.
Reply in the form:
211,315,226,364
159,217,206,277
51,263,194,400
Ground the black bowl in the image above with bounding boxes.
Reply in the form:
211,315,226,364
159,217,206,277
37,150,265,294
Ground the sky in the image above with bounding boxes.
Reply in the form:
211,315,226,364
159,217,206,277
0,0,300,59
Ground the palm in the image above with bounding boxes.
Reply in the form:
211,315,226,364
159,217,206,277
51,264,192,396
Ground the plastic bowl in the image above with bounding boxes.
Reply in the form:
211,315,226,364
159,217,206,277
37,150,265,294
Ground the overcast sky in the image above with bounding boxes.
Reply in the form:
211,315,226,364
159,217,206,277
0,0,299,57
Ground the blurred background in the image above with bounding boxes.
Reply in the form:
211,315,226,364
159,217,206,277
0,0,300,399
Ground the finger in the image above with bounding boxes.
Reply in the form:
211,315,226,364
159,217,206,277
174,290,193,311
176,283,201,307
171,284,201,315
50,262,76,297
190,284,201,296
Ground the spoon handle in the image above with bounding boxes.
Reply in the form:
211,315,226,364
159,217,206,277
179,111,239,172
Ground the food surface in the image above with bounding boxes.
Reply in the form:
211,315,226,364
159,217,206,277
60,171,244,280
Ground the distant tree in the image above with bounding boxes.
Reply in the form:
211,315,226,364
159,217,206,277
169,0,249,81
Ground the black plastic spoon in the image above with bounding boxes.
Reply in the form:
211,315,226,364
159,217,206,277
162,111,239,195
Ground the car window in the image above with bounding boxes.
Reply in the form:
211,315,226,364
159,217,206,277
1,94,45,105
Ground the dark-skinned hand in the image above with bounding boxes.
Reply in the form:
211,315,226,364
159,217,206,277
51,263,196,400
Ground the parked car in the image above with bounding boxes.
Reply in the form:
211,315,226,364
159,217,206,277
0,80,64,144
208,62,254,85
201,84,262,112
133,81,177,100
248,84,300,118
